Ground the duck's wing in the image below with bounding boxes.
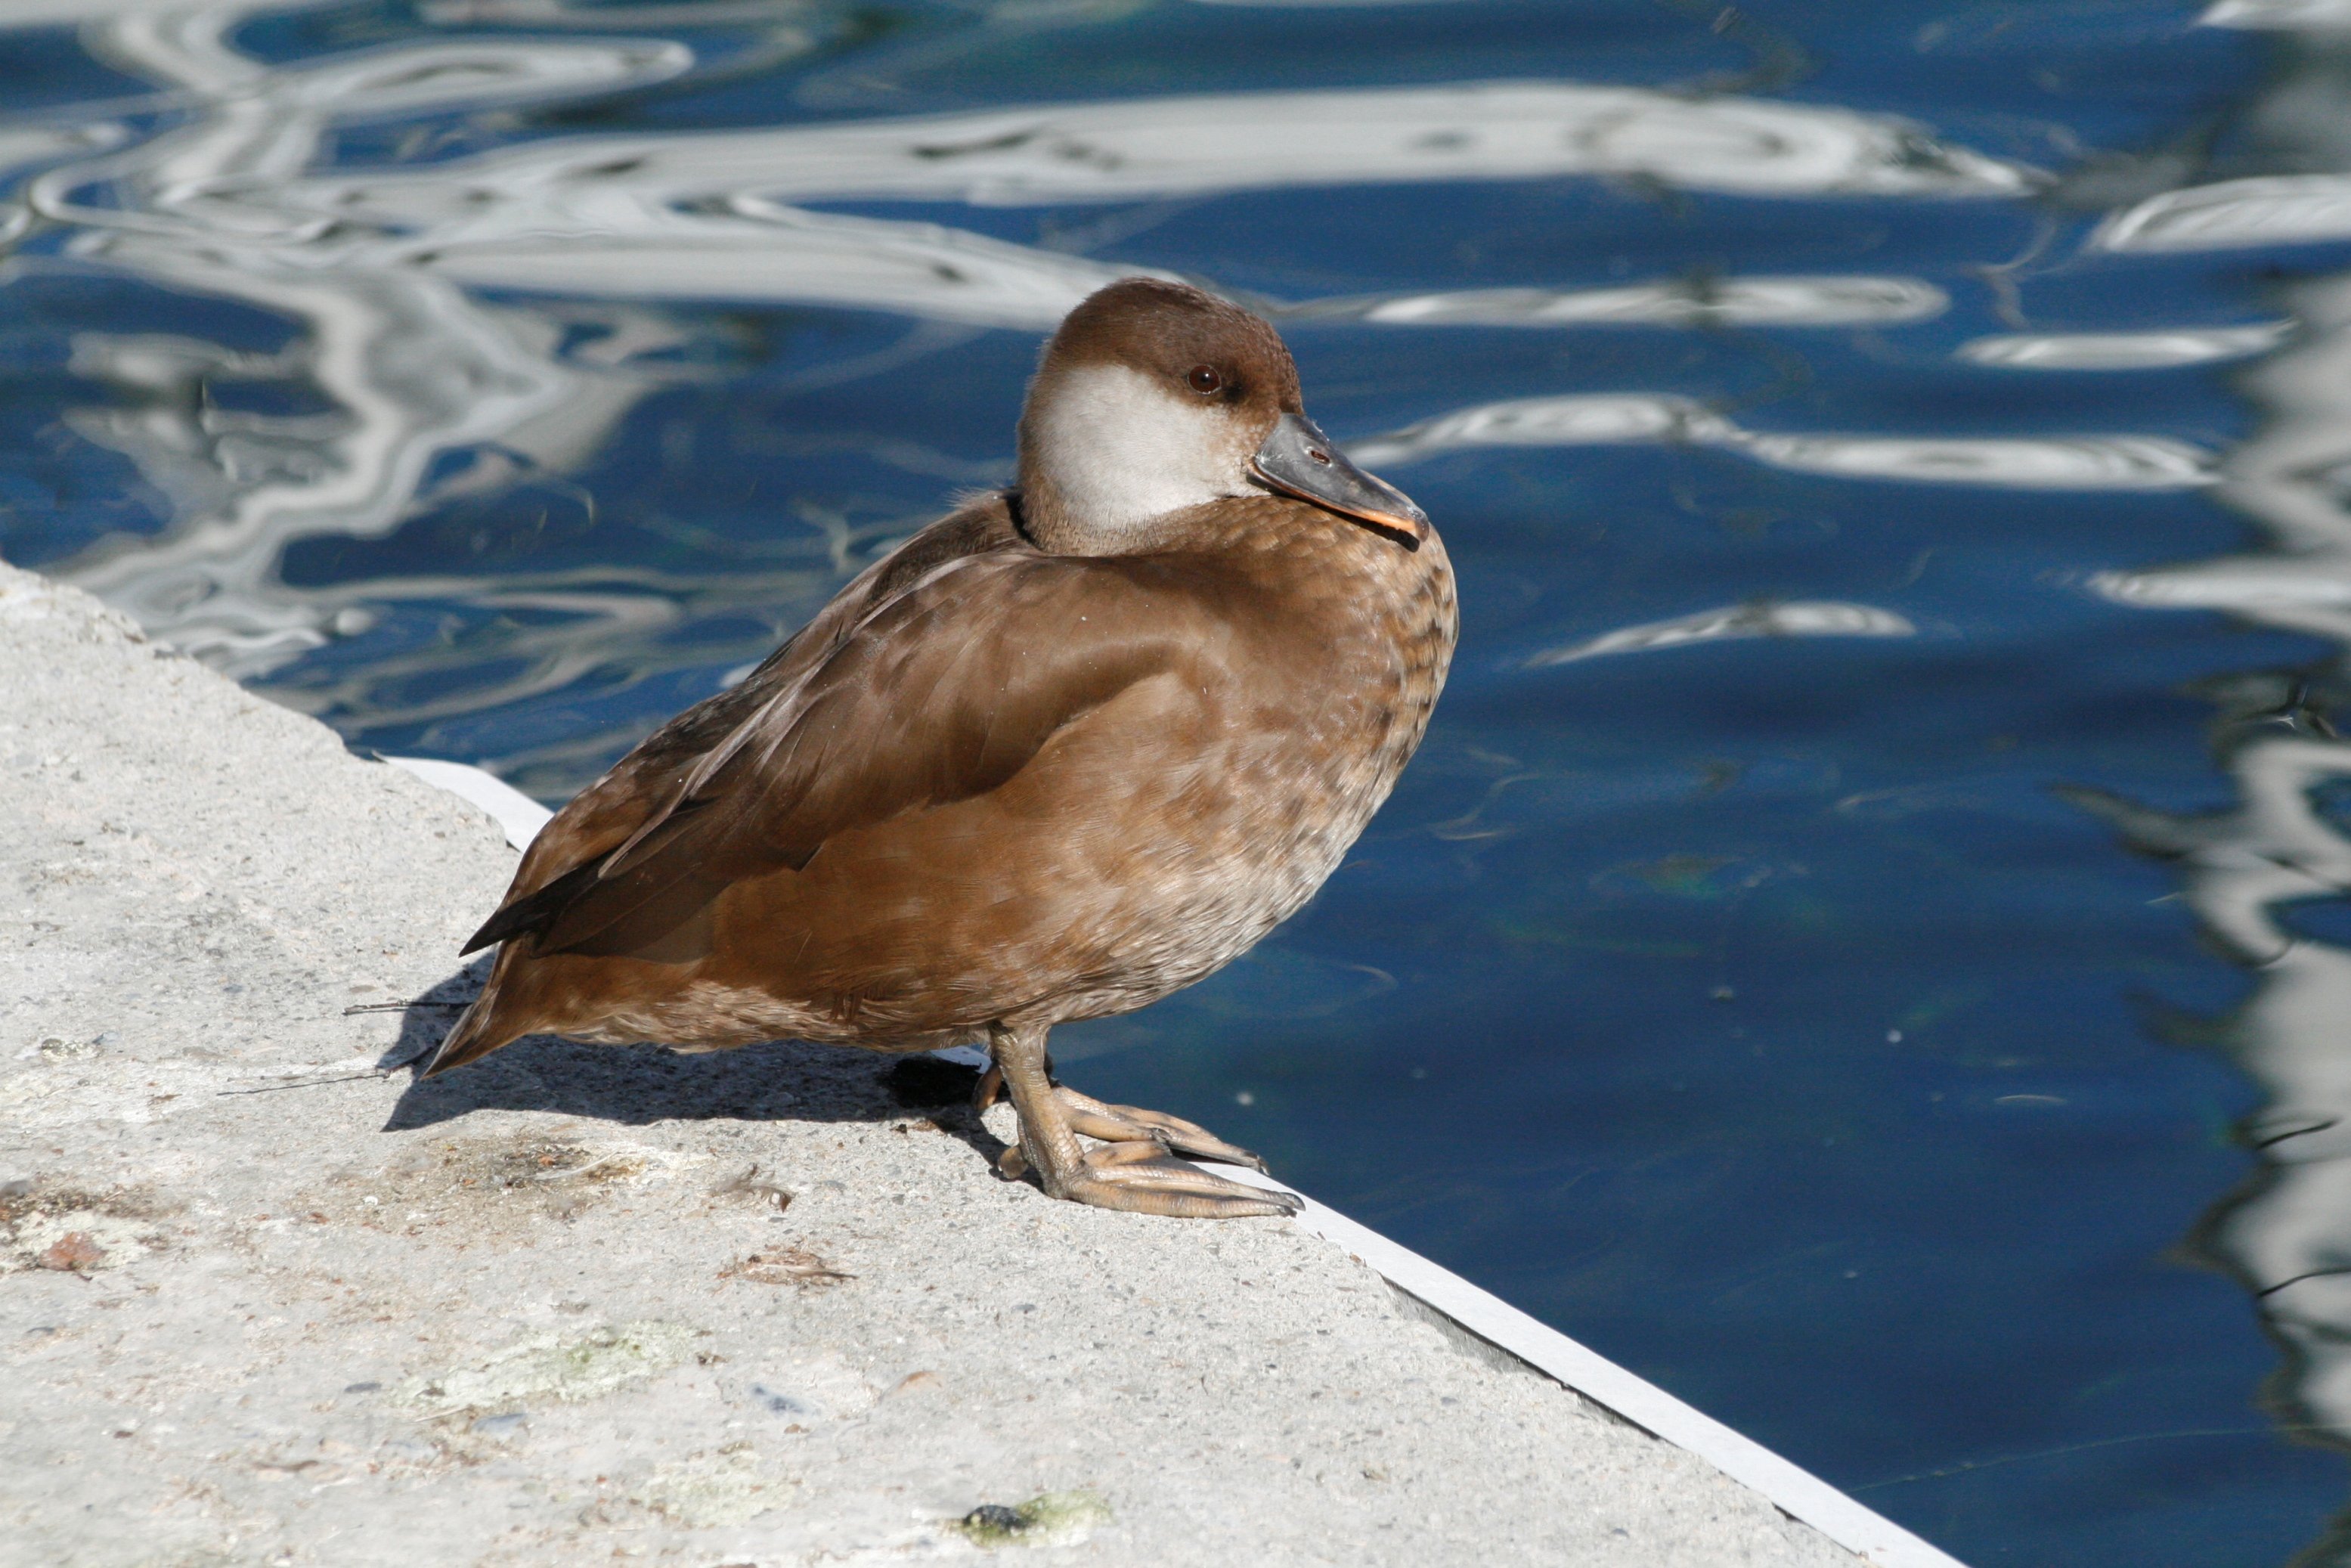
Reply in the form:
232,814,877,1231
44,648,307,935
466,542,1229,962
462,496,1022,953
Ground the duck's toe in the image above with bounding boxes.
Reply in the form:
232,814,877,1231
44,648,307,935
1048,1141,1299,1219
1052,1086,1268,1170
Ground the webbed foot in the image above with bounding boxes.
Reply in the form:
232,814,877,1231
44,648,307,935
1057,1141,1297,1218
986,1023,1296,1219
999,1137,1296,1218
1052,1084,1268,1170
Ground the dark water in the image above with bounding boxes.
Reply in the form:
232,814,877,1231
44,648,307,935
13,2,2351,1561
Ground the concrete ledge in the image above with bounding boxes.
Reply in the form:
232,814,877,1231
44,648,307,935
1,558,1871,1566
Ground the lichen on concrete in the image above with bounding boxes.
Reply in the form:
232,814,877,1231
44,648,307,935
395,1319,702,1419
618,1442,796,1527
955,1490,1115,1548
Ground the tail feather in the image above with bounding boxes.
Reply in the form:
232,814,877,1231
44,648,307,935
421,974,530,1078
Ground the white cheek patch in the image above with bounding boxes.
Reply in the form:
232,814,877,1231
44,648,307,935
1030,363,1253,533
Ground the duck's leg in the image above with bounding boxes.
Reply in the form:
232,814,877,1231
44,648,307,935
988,1021,1296,1219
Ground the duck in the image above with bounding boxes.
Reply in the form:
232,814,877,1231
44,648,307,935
422,277,1457,1219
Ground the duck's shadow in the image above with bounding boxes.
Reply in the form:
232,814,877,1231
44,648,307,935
374,964,1004,1160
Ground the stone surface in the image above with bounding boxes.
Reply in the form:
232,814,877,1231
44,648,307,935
0,558,1861,1566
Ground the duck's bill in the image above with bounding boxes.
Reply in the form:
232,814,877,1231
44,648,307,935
1250,413,1429,547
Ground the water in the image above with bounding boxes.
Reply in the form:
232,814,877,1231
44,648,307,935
9,2,2351,1560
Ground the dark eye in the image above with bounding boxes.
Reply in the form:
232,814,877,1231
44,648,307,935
1186,364,1222,395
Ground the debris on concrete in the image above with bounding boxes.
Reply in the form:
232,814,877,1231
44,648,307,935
956,1490,1114,1548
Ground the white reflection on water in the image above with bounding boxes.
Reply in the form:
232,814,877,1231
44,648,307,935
2095,173,2351,253
422,0,813,21
1526,600,1914,666
1350,392,2216,491
34,16,699,675
1957,323,2290,370
2081,12,2351,1503
293,81,2033,218
1744,432,2210,488
2094,274,2351,646
2093,274,2351,1468
7,1,2034,697
419,197,1149,328
0,126,120,243
2203,0,2351,29
1350,392,1738,461
2067,728,2351,1448
1335,274,1947,329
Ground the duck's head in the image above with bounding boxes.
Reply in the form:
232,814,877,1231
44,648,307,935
1016,277,1429,553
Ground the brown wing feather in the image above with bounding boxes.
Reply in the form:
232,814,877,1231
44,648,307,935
462,497,1021,953
525,554,1198,959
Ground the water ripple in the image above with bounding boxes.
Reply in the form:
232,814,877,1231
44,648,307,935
2095,173,2351,253
1957,323,2289,369
1526,600,1916,666
1350,393,2216,490
1331,274,1948,329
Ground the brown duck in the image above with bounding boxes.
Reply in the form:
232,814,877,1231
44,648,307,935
425,278,1457,1218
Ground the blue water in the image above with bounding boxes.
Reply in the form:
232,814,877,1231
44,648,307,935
11,2,2351,1561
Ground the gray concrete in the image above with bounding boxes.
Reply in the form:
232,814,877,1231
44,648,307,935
0,558,1862,1567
